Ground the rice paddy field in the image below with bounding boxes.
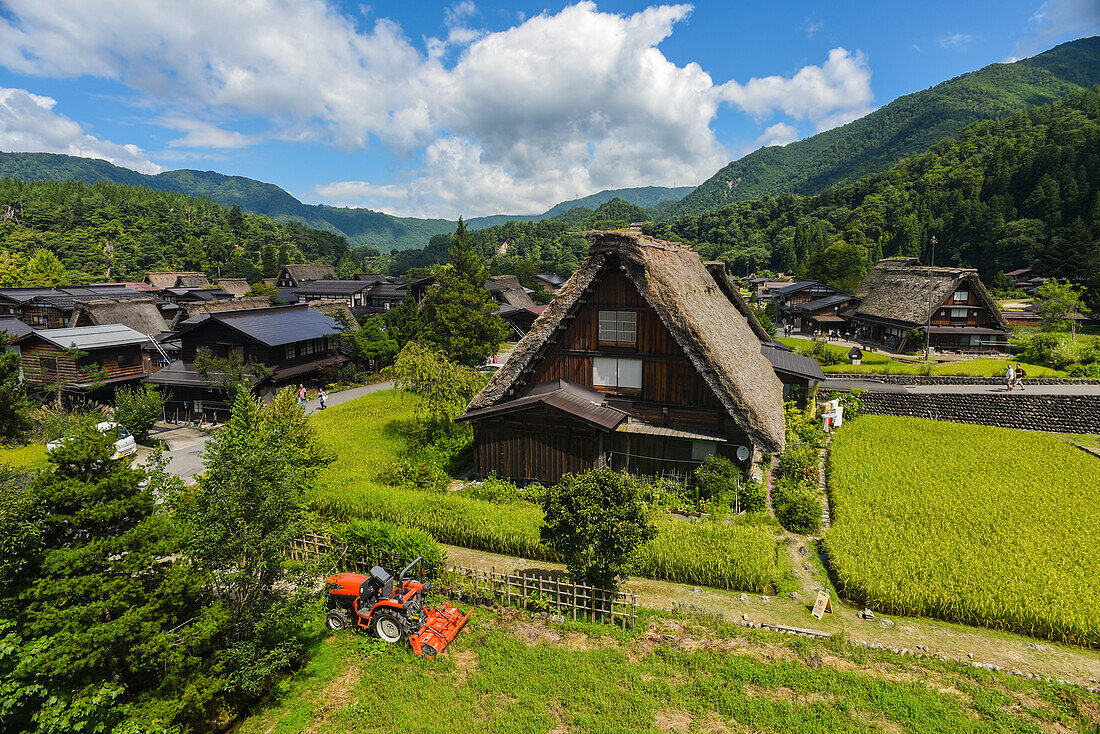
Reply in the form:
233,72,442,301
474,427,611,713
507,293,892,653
0,443,48,469
827,415,1100,647
308,392,782,593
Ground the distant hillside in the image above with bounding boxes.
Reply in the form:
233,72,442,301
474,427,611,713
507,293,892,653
0,152,693,253
668,36,1100,217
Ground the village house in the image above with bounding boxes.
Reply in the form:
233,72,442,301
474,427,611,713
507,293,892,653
851,258,1010,353
0,285,151,329
772,280,857,334
295,279,373,309
143,272,211,289
17,324,155,396
70,297,169,335
485,274,543,338
147,304,345,422
215,278,252,299
457,231,785,485
534,272,566,293
273,263,337,288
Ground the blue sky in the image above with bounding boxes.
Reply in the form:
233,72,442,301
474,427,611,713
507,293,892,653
0,0,1096,219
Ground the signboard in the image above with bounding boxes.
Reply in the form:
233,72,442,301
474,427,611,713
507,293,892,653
811,591,833,620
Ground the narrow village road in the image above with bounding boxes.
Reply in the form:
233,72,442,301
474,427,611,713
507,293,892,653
822,377,1100,395
137,381,394,482
441,543,1100,688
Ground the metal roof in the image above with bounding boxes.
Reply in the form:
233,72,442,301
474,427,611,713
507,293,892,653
799,293,854,311
27,324,149,350
615,420,727,442
0,317,34,340
294,279,372,296
207,305,342,347
458,379,628,430
770,280,819,295
761,343,826,382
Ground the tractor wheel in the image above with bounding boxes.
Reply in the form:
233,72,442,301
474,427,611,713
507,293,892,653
372,610,407,644
326,608,351,631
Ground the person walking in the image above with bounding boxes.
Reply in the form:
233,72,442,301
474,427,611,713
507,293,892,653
1005,364,1015,391
1014,363,1026,390
298,383,307,406
318,388,327,410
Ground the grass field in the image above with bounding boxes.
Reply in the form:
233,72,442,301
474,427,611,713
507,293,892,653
827,416,1100,647
308,392,783,592
776,337,1066,377
0,443,48,469
235,609,1100,734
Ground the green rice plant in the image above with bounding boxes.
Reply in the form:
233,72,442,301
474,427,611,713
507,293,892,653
827,415,1100,647
308,392,781,592
0,443,48,469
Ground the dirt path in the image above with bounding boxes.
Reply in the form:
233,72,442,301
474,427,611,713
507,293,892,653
442,543,1100,687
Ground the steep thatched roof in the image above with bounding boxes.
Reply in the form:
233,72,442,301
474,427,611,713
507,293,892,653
144,271,207,289
466,231,785,454
279,264,336,284
703,261,776,344
306,299,360,330
486,275,537,309
216,278,251,298
71,297,168,334
855,258,1008,330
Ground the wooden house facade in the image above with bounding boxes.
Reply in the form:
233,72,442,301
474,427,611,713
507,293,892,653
772,281,855,333
458,232,784,485
274,264,337,288
18,324,152,395
852,258,1010,353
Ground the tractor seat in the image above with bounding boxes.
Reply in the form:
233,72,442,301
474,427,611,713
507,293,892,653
370,565,395,599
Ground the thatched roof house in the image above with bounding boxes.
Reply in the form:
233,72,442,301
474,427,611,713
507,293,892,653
853,258,1009,352
144,272,210,289
275,264,337,288
70,297,168,334
460,231,784,485
485,275,537,309
216,278,251,299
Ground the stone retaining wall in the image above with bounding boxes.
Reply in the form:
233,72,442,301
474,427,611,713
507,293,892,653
854,392,1100,434
826,374,1100,386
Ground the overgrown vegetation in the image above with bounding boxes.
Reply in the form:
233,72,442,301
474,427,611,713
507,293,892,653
112,384,169,441
827,415,1100,647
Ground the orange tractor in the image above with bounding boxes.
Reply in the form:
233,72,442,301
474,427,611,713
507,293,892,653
325,557,472,657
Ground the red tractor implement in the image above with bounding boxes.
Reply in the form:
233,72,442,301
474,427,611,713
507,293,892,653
325,557,471,657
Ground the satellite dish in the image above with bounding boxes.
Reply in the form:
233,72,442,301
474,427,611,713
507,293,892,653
735,445,751,462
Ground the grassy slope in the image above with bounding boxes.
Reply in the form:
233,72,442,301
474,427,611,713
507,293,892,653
0,443,48,469
307,392,782,592
827,416,1100,647
776,337,1066,377
235,610,1100,734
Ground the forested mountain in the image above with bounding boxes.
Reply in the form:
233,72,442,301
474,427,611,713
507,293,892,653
0,152,693,252
649,87,1100,305
668,36,1100,217
0,177,355,284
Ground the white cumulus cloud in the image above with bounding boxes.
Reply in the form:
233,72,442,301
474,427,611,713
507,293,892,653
0,86,162,172
0,1,879,217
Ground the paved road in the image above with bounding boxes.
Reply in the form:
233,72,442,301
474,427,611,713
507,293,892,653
139,381,394,483
822,377,1100,395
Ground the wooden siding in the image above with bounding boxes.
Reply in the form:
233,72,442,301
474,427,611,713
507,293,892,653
21,343,147,387
19,305,67,329
929,287,998,327
473,410,602,484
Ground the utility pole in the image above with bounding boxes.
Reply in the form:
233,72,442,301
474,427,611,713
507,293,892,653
925,236,936,362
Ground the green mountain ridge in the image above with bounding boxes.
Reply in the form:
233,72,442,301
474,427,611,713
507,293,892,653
668,36,1100,218
0,152,692,253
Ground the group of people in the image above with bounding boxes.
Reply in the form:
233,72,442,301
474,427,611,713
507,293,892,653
297,383,327,409
1005,363,1027,391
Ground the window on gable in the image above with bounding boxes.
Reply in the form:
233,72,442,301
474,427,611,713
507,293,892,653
598,310,636,345
592,357,642,389
953,291,969,303
950,308,968,319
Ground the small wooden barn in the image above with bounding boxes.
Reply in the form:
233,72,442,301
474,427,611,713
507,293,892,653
18,324,152,395
458,231,785,485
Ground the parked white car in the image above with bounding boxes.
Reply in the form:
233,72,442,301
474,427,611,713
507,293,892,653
46,421,138,460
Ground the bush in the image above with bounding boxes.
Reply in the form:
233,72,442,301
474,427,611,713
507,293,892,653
784,402,826,447
383,456,450,492
334,519,445,580
776,444,820,487
772,478,822,535
1013,332,1075,368
693,455,765,513
825,389,864,420
28,404,108,442
113,384,169,441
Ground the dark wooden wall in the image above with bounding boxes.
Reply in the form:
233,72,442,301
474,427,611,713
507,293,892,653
21,343,147,386
473,409,602,484
929,285,998,327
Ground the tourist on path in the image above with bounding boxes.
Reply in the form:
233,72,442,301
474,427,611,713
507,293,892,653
298,383,307,406
318,388,327,410
1014,363,1026,390
1005,365,1015,391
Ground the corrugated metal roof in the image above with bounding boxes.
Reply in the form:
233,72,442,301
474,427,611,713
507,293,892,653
761,343,825,381
458,379,627,430
799,293,853,311
615,420,727,442
29,324,149,350
295,280,371,296
210,305,342,347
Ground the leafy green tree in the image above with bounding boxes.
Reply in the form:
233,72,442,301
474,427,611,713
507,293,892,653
245,281,282,303
540,469,657,591
0,250,26,286
194,347,273,402
23,249,66,286
0,337,31,444
384,341,486,436
807,238,868,292
343,315,399,372
112,384,169,441
1033,278,1090,331
171,388,330,703
990,270,1014,294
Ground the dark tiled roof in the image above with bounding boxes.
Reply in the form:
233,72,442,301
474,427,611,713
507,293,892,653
207,305,342,347
294,279,372,296
799,293,855,311
761,343,825,382
0,317,34,340
770,280,819,295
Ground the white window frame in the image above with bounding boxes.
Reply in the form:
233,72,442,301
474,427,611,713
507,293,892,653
598,310,637,345
953,290,969,303
592,357,642,389
950,308,968,319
